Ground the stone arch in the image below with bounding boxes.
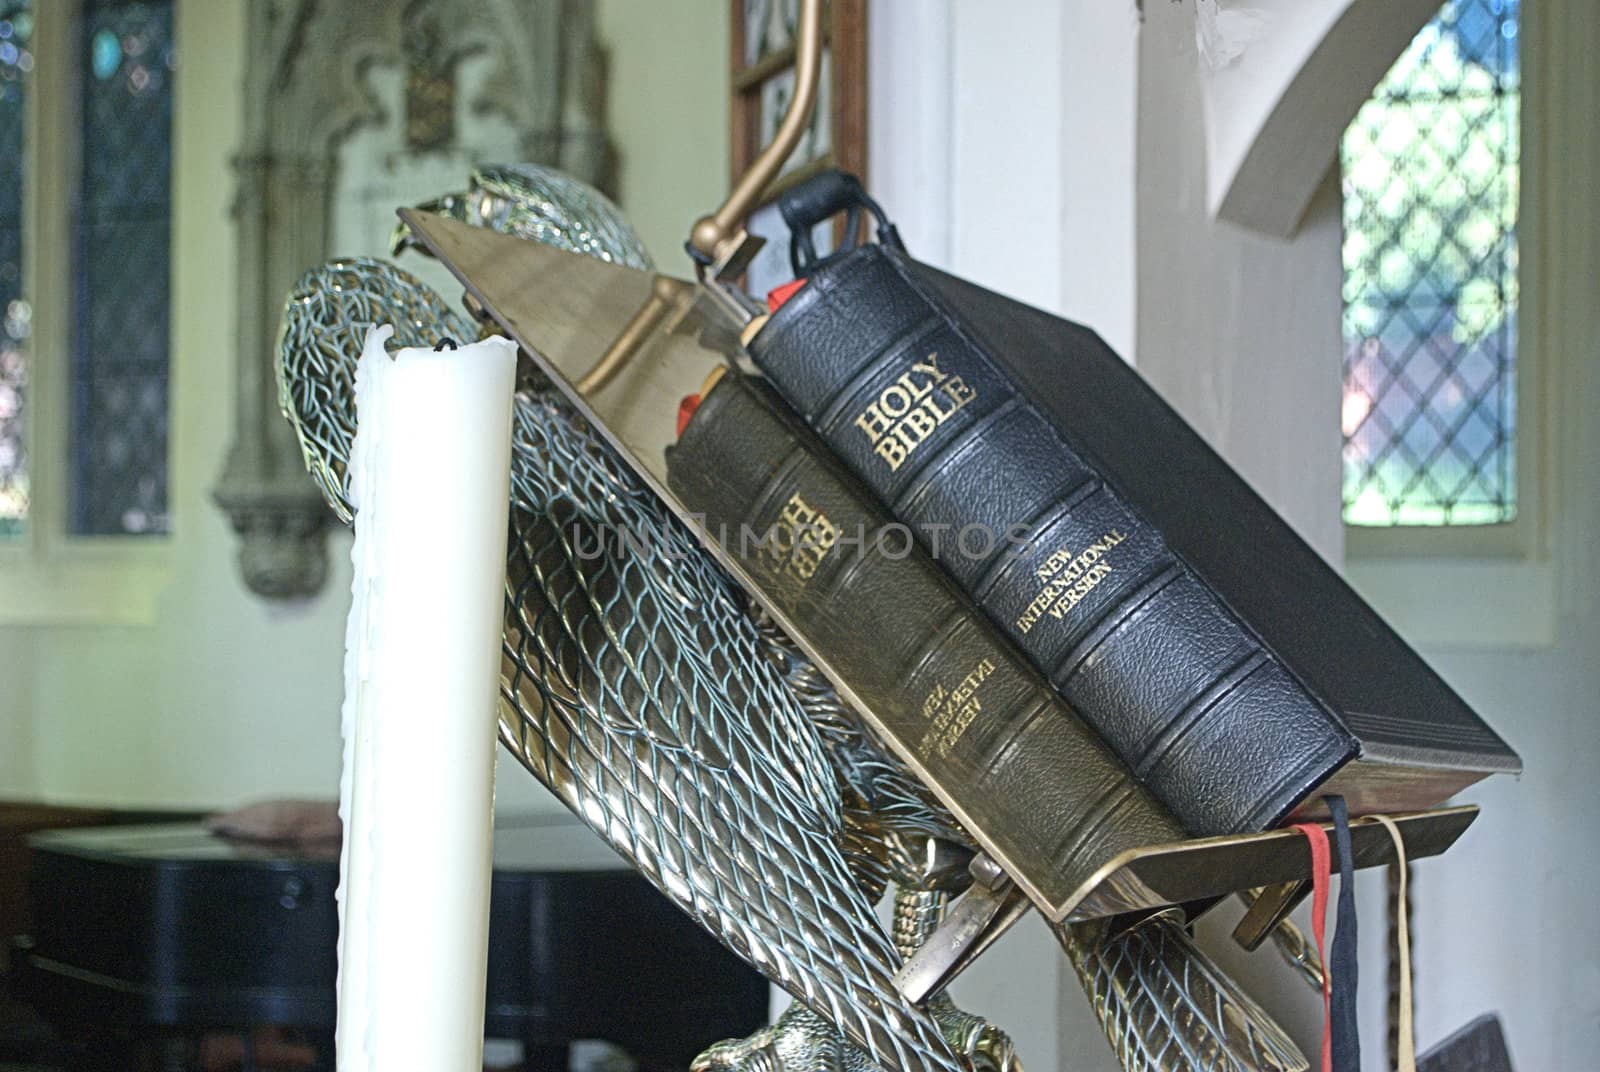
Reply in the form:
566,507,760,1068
1202,0,1440,237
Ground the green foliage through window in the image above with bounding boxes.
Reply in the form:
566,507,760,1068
1341,0,1519,526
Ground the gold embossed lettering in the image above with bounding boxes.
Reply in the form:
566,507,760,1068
898,404,939,444
854,403,892,443
1014,528,1128,634
850,353,977,472
879,384,914,418
762,493,839,584
873,436,910,469
916,656,996,759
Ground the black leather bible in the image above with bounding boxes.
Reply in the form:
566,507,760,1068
744,244,1519,834
668,374,1185,915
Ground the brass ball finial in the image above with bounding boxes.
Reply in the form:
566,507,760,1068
690,216,725,263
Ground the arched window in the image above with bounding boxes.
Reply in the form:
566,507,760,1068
0,0,175,541
1341,0,1520,527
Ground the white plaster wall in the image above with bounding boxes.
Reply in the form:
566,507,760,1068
869,4,1141,1068
0,635,36,796
1406,629,1600,1072
883,0,1139,365
1136,0,1347,565
1392,6,1600,1064
596,0,731,265
1197,0,1348,196
946,0,1064,312
1201,0,1439,235
1057,1,1141,361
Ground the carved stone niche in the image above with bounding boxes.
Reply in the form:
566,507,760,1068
213,0,607,599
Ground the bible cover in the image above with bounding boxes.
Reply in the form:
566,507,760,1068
668,374,1185,915
745,244,1519,834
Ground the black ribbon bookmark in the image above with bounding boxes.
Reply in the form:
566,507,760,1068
1327,795,1360,1072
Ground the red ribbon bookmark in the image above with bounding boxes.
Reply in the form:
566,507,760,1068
1291,821,1335,1072
767,278,807,311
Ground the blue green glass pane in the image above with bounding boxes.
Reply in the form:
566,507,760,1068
0,0,29,537
68,0,174,535
1340,0,1518,527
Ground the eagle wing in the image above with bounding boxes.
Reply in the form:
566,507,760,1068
276,259,966,1072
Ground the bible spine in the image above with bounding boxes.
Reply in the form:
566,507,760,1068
668,376,1183,914
746,247,1356,834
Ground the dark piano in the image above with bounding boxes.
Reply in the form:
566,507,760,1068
12,815,768,1070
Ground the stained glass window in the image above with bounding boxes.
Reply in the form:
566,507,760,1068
0,1,29,538
68,0,174,535
1341,0,1520,526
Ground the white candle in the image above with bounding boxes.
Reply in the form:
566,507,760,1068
337,324,518,1072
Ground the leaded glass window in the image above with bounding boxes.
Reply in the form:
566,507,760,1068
68,0,174,535
1341,0,1520,527
0,0,29,538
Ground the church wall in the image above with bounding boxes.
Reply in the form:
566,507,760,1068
1135,1,1347,566
868,2,1137,1067
1,0,731,813
0,634,35,796
1412,611,1600,1069
1397,4,1600,1063
12,0,350,810
875,3,1597,1070
596,0,731,268
1136,3,1600,1069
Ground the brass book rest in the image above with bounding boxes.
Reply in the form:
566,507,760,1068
398,209,1478,996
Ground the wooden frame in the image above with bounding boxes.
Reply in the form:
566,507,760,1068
730,0,867,204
